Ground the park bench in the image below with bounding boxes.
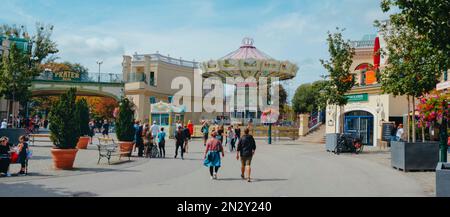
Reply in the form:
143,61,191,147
29,134,51,146
97,138,131,165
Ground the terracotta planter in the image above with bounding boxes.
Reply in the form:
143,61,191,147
51,148,78,170
76,136,90,149
119,141,134,157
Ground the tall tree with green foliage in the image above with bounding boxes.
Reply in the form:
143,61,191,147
381,0,450,162
292,80,327,115
320,29,355,133
0,23,58,119
376,17,444,143
0,43,32,118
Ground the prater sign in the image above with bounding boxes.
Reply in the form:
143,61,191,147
52,71,81,81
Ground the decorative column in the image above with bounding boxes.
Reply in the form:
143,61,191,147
298,114,310,137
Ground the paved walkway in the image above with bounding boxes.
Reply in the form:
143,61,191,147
0,136,433,197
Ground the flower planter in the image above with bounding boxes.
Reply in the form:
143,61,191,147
76,136,90,149
391,141,439,172
436,163,450,197
326,133,340,152
119,141,134,157
51,148,78,170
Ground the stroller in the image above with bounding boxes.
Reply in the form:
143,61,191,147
144,142,160,158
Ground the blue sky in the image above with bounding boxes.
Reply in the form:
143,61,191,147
0,0,389,99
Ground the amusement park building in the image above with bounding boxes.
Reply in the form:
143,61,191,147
325,34,410,147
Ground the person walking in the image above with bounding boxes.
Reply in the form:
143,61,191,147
204,131,224,180
217,125,224,146
134,121,144,157
183,124,191,153
226,126,235,152
201,120,210,146
88,120,96,144
234,124,241,148
187,120,194,137
150,121,160,147
143,123,151,158
236,128,256,182
102,119,110,138
174,126,185,160
157,127,166,158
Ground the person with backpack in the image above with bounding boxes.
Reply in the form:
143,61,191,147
201,120,209,146
157,127,166,158
236,128,256,182
204,131,224,180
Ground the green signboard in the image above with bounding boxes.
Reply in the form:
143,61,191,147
52,71,81,81
346,93,368,102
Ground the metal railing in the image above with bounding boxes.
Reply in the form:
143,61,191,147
132,53,200,68
308,110,325,133
126,73,147,84
33,71,123,83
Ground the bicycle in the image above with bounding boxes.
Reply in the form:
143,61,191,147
334,133,364,155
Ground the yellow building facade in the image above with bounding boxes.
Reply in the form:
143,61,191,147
325,35,409,147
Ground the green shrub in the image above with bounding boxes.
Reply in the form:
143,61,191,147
48,88,80,149
76,98,90,137
116,97,135,141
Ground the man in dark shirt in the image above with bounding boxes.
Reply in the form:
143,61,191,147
183,125,191,153
236,128,256,182
175,126,186,160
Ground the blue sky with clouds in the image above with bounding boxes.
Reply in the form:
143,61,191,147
0,0,389,99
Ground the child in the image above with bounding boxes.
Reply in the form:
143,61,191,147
17,135,29,175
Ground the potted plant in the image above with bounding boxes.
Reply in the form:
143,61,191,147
390,91,442,172
115,97,135,156
48,88,80,170
76,98,90,149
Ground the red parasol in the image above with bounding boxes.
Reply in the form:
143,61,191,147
373,37,380,69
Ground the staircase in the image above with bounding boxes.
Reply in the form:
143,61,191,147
297,124,326,144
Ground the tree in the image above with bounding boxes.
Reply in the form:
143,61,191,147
376,18,444,143
320,28,355,133
277,84,288,113
76,98,90,137
48,88,80,149
382,0,450,162
292,83,315,114
115,97,135,142
0,43,32,118
0,23,58,119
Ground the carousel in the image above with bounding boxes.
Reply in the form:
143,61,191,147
150,101,186,138
201,37,298,125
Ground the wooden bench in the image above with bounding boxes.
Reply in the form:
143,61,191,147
97,138,131,165
29,134,51,146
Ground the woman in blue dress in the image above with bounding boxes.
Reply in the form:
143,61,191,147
203,131,224,180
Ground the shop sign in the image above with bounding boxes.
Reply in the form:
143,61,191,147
346,93,368,102
52,71,81,81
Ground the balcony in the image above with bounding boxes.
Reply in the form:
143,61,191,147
127,73,147,84
132,53,199,68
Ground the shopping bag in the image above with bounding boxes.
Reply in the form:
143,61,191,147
10,152,18,163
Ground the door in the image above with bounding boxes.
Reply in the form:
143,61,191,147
344,111,374,146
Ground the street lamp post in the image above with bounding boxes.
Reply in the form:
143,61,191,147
96,60,103,83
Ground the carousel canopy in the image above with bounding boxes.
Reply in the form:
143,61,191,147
202,37,298,81
151,101,186,114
